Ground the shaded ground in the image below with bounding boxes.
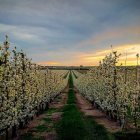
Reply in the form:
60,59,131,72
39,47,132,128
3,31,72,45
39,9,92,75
15,86,68,140
75,88,121,133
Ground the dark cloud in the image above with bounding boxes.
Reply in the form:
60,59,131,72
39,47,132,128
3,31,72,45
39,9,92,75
0,0,140,65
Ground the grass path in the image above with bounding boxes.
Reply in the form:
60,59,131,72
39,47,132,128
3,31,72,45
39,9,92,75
56,73,114,140
75,91,120,133
16,73,115,140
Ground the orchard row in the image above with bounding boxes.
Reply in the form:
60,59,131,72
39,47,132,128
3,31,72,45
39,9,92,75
72,51,140,131
0,36,69,137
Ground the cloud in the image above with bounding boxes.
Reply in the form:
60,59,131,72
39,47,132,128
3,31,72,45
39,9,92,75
78,44,140,66
75,24,140,49
37,61,61,66
0,0,140,66
0,23,45,43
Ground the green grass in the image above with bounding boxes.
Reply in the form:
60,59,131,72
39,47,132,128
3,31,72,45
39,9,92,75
43,108,58,115
21,133,33,140
68,71,74,88
35,125,48,132
43,117,52,122
21,133,44,140
67,89,76,104
56,73,86,140
56,100,86,140
84,116,114,140
56,72,114,140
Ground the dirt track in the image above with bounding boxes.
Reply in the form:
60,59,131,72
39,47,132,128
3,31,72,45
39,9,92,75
75,89,121,133
14,85,121,140
15,86,69,140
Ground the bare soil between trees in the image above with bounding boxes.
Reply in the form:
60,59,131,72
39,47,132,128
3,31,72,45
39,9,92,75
14,86,69,140
75,88,121,133
13,85,122,140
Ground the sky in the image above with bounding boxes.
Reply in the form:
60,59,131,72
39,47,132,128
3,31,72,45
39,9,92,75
0,0,140,66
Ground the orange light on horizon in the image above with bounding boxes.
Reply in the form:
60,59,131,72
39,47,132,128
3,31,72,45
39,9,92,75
37,61,61,66
77,43,140,66
36,44,140,66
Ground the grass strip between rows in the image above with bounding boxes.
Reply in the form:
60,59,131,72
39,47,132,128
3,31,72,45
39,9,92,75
56,72,114,140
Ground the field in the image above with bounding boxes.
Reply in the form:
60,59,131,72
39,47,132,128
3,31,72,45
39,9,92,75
0,37,140,140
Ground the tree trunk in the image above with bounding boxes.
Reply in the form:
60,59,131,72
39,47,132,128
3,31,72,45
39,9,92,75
6,128,8,140
12,125,17,138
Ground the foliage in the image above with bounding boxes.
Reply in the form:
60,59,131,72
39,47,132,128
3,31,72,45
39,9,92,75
0,36,69,134
72,51,140,130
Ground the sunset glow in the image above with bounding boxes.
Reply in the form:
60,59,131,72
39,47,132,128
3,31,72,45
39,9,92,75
0,0,140,66
76,44,140,66
37,61,61,66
